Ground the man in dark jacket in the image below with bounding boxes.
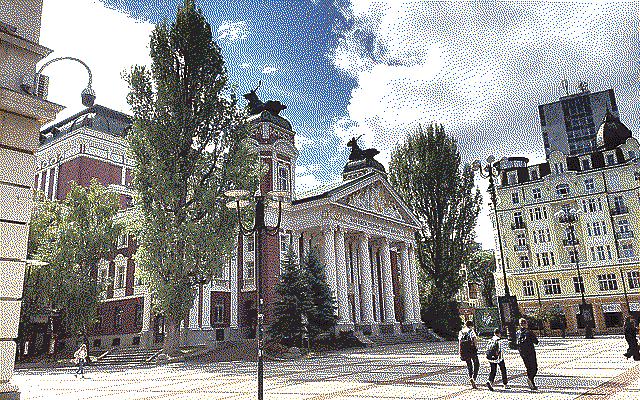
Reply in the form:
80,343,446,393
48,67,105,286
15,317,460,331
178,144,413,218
516,318,539,390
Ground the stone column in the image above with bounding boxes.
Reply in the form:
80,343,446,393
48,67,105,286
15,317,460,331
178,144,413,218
409,245,421,323
381,237,396,323
322,225,337,304
400,244,414,324
334,226,350,325
202,282,212,329
358,234,374,324
230,253,239,329
351,242,361,324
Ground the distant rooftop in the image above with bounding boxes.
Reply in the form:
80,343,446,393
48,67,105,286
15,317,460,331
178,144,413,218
40,105,132,145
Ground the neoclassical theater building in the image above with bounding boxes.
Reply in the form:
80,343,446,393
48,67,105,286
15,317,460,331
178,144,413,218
34,101,422,349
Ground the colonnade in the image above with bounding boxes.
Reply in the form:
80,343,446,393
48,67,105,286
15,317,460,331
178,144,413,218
297,224,421,331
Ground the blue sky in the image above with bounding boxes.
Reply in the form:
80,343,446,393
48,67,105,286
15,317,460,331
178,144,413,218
40,0,640,249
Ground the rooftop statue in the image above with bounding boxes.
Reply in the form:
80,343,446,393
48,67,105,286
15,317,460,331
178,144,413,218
243,81,287,116
347,135,380,161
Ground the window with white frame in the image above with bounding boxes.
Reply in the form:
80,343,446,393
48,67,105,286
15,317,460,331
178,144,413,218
598,273,618,291
532,187,541,200
543,278,561,295
530,168,539,180
581,158,590,171
117,264,126,289
554,163,565,174
573,276,584,293
627,271,640,289
634,171,640,182
618,219,631,233
516,232,526,247
213,302,225,324
606,153,616,166
511,192,520,204
276,161,290,192
621,243,635,258
568,249,578,264
117,233,128,249
629,150,637,161
522,280,535,297
520,255,530,269
556,184,570,198
244,260,255,280
507,171,517,185
280,233,291,272
584,178,595,192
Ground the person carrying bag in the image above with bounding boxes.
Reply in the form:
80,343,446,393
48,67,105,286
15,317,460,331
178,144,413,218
485,328,509,391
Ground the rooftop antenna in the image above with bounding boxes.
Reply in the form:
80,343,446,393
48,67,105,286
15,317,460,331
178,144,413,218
561,79,569,96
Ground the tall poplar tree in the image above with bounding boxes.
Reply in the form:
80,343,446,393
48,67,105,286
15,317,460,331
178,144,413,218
389,124,481,335
126,0,260,355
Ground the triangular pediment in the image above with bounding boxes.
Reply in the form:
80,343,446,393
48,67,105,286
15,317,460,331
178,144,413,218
332,175,419,226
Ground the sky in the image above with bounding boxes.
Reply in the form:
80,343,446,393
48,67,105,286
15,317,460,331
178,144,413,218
39,0,640,250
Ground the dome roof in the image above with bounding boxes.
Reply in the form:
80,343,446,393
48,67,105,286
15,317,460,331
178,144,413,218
596,109,632,150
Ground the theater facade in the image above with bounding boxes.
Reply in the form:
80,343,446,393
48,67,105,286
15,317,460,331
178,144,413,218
33,102,422,350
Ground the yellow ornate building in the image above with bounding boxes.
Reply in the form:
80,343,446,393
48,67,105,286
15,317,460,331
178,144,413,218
493,110,640,335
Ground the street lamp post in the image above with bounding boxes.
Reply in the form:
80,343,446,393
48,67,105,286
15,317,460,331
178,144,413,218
620,267,631,317
472,156,519,347
225,189,289,400
555,207,594,339
23,56,96,106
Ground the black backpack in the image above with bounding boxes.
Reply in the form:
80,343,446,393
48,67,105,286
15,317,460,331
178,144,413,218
459,331,476,360
486,339,500,361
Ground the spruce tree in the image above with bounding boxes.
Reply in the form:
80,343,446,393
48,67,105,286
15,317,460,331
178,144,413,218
270,250,311,347
303,248,337,341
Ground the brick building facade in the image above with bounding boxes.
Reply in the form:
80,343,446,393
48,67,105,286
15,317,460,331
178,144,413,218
35,103,422,349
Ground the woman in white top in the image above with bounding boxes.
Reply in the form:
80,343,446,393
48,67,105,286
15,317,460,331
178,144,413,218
486,328,509,390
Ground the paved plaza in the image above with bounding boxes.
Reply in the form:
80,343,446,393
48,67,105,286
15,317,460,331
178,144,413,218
14,337,640,399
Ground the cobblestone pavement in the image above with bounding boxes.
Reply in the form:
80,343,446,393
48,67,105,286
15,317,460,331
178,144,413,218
13,336,640,399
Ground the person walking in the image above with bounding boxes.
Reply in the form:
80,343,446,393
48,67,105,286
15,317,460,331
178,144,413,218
516,318,539,390
623,317,640,360
74,343,88,378
459,320,480,389
485,328,509,391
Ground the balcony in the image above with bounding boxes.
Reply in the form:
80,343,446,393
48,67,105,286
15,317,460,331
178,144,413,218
610,206,629,216
562,239,579,247
514,244,528,252
511,222,526,230
616,231,635,240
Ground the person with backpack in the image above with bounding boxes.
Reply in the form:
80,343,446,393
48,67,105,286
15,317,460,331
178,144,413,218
516,318,539,390
459,320,480,389
485,328,509,391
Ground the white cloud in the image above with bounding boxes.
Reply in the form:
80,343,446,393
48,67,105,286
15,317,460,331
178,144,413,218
217,20,249,42
39,0,153,122
331,1,640,249
240,63,252,69
261,66,278,74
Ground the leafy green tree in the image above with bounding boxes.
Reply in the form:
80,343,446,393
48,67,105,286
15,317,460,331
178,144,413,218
303,248,337,341
269,250,312,347
389,124,482,336
126,0,260,355
467,249,496,307
24,180,122,346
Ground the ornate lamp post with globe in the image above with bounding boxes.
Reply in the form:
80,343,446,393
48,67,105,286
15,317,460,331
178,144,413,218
224,189,290,400
555,207,594,339
472,156,520,347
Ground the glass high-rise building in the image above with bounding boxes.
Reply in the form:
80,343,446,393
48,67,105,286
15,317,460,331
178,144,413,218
539,88,618,157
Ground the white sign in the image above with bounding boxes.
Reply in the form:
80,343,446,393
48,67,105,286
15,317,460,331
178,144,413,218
630,302,640,312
